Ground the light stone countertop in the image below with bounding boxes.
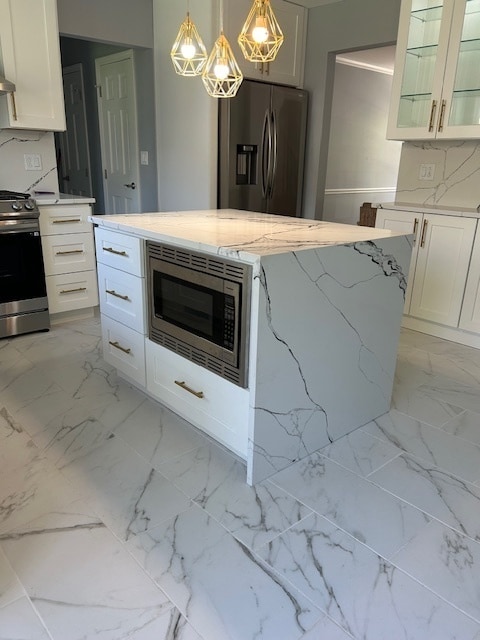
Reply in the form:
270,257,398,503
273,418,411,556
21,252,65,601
375,201,480,218
35,193,96,206
90,209,409,261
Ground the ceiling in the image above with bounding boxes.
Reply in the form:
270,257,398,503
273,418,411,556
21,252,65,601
336,45,396,75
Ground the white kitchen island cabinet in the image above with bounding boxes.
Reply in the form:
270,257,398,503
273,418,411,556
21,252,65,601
90,210,412,485
388,0,480,140
0,0,65,130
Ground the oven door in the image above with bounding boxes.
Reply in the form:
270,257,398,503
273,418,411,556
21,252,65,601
0,229,48,317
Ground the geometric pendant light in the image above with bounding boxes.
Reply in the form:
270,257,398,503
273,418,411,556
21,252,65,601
238,0,284,63
171,10,208,76
202,0,243,98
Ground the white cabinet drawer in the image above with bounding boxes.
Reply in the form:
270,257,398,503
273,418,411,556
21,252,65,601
46,271,99,314
95,228,144,276
39,205,92,235
97,263,146,333
102,316,146,387
145,339,249,459
42,232,95,276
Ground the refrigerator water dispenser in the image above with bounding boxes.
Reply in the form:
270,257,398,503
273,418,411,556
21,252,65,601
236,144,257,185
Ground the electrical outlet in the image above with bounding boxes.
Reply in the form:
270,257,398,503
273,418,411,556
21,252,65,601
140,151,149,165
419,163,435,180
24,154,42,171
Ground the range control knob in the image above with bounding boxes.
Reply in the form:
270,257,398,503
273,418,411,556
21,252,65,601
24,200,35,211
11,202,23,211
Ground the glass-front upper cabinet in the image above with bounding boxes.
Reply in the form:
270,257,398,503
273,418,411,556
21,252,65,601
387,0,480,139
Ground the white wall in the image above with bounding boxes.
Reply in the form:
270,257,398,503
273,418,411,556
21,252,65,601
303,0,401,219
153,0,218,211
57,0,153,48
323,61,401,225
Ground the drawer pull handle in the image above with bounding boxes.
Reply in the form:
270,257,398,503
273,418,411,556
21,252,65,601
438,99,447,132
52,218,82,224
413,217,419,245
174,380,204,399
106,289,130,301
55,249,84,256
103,246,128,257
420,219,428,248
109,340,131,355
428,100,437,132
60,287,87,294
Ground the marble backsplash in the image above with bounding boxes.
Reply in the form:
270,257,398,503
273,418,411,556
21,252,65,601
0,129,59,195
396,140,480,211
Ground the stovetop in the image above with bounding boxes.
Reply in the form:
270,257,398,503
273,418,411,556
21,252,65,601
0,190,39,217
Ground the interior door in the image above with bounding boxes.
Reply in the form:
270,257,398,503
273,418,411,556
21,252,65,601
96,51,140,214
57,64,92,196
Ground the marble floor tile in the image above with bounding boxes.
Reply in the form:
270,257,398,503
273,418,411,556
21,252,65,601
126,503,323,640
60,434,191,541
392,519,480,623
159,443,312,550
300,614,354,639
369,454,480,541
363,409,480,483
418,377,480,414
441,409,480,445
0,597,51,640
257,513,480,640
270,451,430,558
319,428,401,477
113,397,206,467
0,518,175,640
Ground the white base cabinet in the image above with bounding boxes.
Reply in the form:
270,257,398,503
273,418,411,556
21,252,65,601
376,207,478,342
0,0,65,130
146,339,249,459
459,229,480,333
40,203,98,318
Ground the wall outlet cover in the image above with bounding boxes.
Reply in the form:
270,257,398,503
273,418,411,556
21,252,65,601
24,154,43,171
419,163,435,180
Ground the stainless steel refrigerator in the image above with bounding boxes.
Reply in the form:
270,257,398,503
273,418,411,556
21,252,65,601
218,79,308,217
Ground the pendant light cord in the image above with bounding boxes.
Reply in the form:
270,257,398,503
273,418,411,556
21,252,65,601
219,0,224,34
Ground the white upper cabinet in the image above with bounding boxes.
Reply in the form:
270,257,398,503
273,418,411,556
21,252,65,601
387,0,480,140
225,0,307,87
0,0,66,130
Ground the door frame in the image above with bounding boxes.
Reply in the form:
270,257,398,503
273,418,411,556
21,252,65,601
95,49,141,213
57,63,93,197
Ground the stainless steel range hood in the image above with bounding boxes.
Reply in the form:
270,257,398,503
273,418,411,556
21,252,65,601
0,75,15,93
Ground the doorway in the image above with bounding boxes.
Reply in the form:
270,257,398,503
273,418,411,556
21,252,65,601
322,45,402,225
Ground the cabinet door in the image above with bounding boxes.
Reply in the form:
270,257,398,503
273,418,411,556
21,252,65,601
437,0,480,138
459,223,480,333
409,214,476,326
387,0,454,140
0,0,65,130
375,208,420,311
225,0,306,87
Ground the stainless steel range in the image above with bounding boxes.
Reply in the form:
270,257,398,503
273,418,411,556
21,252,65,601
0,190,50,338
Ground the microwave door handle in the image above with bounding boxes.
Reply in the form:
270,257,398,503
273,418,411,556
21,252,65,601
261,109,269,199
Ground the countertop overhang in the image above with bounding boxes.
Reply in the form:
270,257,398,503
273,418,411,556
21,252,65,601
90,209,410,261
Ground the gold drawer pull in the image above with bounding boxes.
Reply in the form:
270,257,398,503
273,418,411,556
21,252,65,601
413,217,419,245
438,99,447,132
60,287,87,294
109,340,131,355
174,380,204,399
428,100,437,132
103,246,127,257
55,249,84,255
52,218,82,224
420,219,428,248
106,289,130,301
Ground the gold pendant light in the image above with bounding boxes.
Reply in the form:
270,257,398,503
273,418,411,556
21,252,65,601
171,7,207,76
238,0,284,63
202,0,243,99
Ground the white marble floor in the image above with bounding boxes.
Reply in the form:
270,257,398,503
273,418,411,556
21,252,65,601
1,317,480,640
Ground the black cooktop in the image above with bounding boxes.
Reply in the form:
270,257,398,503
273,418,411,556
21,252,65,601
0,190,31,201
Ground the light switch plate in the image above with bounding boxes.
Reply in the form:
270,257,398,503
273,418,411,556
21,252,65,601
24,154,42,171
140,151,149,165
419,163,435,180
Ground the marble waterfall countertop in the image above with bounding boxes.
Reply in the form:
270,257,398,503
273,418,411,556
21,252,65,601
376,201,480,218
90,209,408,260
35,193,96,206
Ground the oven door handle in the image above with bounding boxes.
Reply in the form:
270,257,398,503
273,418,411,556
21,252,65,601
0,221,40,234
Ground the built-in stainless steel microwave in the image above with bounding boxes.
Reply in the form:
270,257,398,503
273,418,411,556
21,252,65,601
147,241,251,388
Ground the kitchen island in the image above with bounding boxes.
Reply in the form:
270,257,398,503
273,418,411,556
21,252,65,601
90,209,412,484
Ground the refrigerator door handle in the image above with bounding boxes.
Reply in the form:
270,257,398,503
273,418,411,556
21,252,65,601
261,109,270,199
270,109,278,198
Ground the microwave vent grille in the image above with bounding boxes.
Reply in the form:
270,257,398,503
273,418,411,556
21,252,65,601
150,327,244,387
147,242,248,284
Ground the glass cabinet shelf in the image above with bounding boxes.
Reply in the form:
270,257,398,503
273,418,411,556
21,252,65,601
400,92,433,101
466,0,480,15
452,87,480,96
406,44,439,58
458,37,480,52
411,5,443,22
